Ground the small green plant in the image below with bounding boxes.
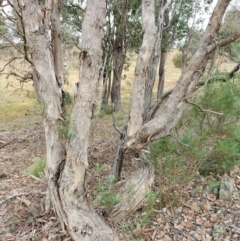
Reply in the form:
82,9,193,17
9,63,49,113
26,157,46,177
172,52,183,69
207,177,220,192
58,117,74,140
92,174,120,207
99,104,112,117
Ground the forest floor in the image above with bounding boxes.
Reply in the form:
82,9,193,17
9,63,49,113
1,115,240,241
0,50,239,241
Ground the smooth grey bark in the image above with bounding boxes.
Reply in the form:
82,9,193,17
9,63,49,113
143,0,171,123
131,0,233,146
127,0,157,137
52,0,64,86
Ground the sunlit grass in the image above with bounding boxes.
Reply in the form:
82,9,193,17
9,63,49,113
0,49,236,131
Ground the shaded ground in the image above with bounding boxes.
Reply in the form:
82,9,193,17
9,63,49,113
1,116,240,240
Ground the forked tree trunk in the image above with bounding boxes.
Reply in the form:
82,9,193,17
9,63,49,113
111,1,236,221
132,0,233,146
20,0,118,240
18,0,240,240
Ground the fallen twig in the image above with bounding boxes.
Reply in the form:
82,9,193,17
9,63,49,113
0,191,45,205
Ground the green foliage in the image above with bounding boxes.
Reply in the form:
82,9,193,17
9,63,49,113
148,80,240,209
219,9,240,62
172,52,183,69
99,105,112,117
26,157,46,178
206,177,220,193
92,173,120,208
184,80,240,175
58,117,74,140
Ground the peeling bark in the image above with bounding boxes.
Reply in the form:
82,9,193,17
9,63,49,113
20,0,118,240
58,0,118,240
18,0,66,230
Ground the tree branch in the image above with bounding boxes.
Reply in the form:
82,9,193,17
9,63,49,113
147,88,173,121
69,2,85,12
185,98,224,115
207,26,240,54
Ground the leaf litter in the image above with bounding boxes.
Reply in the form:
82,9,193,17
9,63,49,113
1,122,240,240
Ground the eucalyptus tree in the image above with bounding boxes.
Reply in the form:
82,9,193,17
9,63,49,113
2,1,240,241
143,0,213,122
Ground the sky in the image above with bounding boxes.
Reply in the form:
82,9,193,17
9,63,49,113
190,0,239,30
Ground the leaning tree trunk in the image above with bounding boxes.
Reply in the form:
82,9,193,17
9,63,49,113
111,2,237,222
132,0,234,146
20,0,118,240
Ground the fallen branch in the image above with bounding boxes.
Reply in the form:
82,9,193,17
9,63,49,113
0,138,26,149
0,191,45,205
185,99,224,116
170,134,192,149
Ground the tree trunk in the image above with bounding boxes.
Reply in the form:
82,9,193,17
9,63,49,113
52,0,64,86
143,37,160,123
133,0,232,146
101,51,112,106
111,0,128,112
157,51,166,97
127,0,157,137
19,0,66,229
20,0,118,240
143,0,171,123
58,0,118,239
112,0,157,205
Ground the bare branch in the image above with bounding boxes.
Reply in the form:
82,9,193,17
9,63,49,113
0,32,24,55
185,98,224,115
111,110,125,137
0,18,23,37
207,26,240,54
147,88,173,121
69,2,85,12
0,56,24,72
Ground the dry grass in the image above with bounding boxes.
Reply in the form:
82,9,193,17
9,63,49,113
0,49,236,130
